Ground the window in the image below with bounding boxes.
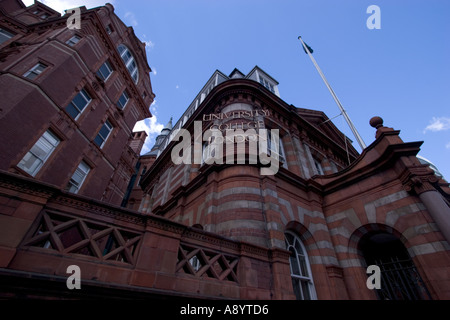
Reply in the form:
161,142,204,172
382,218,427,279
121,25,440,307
94,120,113,148
0,28,14,44
23,63,47,80
18,130,60,176
65,89,91,120
66,35,81,46
117,44,138,83
285,231,316,300
259,76,275,94
202,138,219,165
267,130,287,168
116,90,129,109
105,24,114,34
67,161,90,194
313,157,324,175
96,60,113,81
32,9,49,19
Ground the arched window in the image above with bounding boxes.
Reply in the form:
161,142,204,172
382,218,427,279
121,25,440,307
285,231,316,300
117,44,139,83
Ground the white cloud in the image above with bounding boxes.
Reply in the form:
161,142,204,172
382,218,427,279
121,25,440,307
423,117,450,133
124,11,138,27
144,40,155,50
133,115,164,155
446,142,450,149
176,85,180,89
23,0,114,14
152,67,157,76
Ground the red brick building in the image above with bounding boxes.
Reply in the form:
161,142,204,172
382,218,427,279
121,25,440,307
0,0,449,301
0,0,154,205
133,66,450,300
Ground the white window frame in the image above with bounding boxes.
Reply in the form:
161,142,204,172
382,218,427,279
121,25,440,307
96,60,113,82
23,63,47,80
67,161,90,194
0,28,14,44
17,130,60,176
285,231,317,300
259,76,275,94
94,120,113,149
267,130,287,169
66,35,81,46
116,90,129,109
118,44,139,83
313,157,324,175
65,88,92,120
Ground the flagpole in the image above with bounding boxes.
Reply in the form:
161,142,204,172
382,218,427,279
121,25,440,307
298,36,367,150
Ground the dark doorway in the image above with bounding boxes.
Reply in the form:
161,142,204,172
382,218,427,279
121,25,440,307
359,232,432,300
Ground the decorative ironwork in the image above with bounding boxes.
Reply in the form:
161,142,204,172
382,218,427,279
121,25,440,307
176,243,239,283
23,211,142,265
375,256,432,300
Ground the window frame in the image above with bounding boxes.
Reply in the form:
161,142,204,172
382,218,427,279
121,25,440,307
0,28,15,45
65,88,92,120
266,129,287,168
285,231,316,300
67,160,91,194
94,120,113,149
96,60,113,82
259,76,275,94
105,24,114,34
313,157,324,175
116,90,130,109
117,44,139,84
23,62,48,80
66,35,81,46
17,130,60,177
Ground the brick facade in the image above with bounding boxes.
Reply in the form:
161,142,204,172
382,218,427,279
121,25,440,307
0,0,449,300
0,0,154,206
137,75,450,300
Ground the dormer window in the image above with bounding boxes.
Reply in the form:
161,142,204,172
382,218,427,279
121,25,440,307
259,76,275,94
32,9,49,20
117,44,139,84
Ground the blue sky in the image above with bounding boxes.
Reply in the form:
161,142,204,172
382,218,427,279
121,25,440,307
26,0,450,179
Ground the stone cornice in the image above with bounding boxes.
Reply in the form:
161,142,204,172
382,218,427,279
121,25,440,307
0,170,57,199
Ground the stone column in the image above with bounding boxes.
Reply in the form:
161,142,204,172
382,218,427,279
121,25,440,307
419,191,450,243
405,176,450,245
370,116,450,245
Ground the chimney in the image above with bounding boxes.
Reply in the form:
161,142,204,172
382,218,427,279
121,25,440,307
130,131,148,155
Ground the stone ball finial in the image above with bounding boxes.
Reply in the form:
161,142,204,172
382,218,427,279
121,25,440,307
369,116,384,129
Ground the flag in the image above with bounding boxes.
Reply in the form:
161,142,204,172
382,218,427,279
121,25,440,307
302,40,313,54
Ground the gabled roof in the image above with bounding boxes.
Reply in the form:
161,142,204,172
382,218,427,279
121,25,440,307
229,68,245,79
247,65,279,84
295,107,358,156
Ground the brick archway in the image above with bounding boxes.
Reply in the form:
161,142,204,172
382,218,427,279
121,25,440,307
348,223,406,261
